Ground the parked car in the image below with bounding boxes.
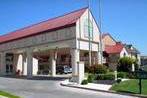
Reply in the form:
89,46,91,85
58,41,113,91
56,65,72,74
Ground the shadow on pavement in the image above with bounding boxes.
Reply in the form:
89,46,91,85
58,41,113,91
0,75,71,81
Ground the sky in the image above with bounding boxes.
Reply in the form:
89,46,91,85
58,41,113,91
0,0,147,55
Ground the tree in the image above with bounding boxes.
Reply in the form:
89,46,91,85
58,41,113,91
117,57,137,72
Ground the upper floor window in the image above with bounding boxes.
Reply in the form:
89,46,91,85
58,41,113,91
84,19,93,39
123,53,126,57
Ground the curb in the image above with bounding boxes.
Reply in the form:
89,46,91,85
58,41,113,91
60,83,147,98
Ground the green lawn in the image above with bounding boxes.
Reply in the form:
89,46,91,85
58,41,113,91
0,91,21,98
111,79,147,95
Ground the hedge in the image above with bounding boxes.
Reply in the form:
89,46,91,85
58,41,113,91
96,73,115,80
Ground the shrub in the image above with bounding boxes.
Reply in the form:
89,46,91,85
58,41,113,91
117,72,127,78
87,74,95,83
118,57,137,72
81,79,88,85
88,64,108,74
85,66,89,73
96,73,115,80
127,72,137,79
116,78,122,83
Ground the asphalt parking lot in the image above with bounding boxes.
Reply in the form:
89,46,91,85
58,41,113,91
0,77,138,98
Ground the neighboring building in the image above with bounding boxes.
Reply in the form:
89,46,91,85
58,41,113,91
102,33,129,70
141,56,147,71
125,44,141,65
104,42,128,70
102,33,141,70
141,56,147,66
102,33,116,46
0,8,102,78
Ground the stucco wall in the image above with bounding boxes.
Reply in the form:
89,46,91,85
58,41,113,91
120,48,129,57
102,35,116,46
0,26,76,52
75,9,101,54
76,9,100,43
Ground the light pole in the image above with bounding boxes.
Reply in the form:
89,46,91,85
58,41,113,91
98,0,103,64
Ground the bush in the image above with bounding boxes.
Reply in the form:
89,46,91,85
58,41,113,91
85,66,89,73
87,74,95,83
81,79,88,85
117,72,127,78
88,64,108,74
118,57,137,72
127,72,137,79
116,78,122,83
96,73,115,80
117,72,137,79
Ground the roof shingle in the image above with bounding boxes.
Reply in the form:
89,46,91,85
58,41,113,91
105,42,124,54
0,7,87,44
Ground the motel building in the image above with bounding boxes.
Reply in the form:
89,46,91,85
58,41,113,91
0,8,102,83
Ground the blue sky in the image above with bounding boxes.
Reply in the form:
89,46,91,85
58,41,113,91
0,0,147,55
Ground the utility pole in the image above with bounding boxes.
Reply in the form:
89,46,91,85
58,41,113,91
99,0,103,64
88,0,92,66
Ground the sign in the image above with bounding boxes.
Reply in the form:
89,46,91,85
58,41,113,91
134,70,147,94
135,70,147,79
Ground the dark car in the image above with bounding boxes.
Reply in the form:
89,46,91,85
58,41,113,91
56,65,72,74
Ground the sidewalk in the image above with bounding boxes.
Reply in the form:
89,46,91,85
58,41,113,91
60,79,147,98
60,79,112,91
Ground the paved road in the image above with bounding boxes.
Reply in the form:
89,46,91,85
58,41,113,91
0,77,138,98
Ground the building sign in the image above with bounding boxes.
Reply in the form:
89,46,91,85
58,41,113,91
84,19,93,39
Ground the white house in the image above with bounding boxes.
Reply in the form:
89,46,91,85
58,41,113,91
0,8,102,82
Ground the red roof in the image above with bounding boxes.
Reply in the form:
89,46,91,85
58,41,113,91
105,42,124,54
0,7,87,44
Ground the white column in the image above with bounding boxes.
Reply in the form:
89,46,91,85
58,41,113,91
51,50,57,76
33,57,38,75
13,54,19,74
22,53,27,75
26,48,33,78
22,54,25,75
0,53,6,75
70,48,79,76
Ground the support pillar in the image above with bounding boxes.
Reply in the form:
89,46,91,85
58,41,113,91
22,54,25,75
26,48,33,78
0,53,6,75
70,48,79,76
13,54,19,74
51,50,57,77
22,53,27,75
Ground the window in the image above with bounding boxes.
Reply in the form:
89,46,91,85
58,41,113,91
123,53,126,57
83,19,93,39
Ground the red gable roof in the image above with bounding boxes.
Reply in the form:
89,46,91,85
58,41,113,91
0,7,87,44
105,42,124,54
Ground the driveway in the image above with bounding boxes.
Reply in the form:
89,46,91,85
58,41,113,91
0,77,138,98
